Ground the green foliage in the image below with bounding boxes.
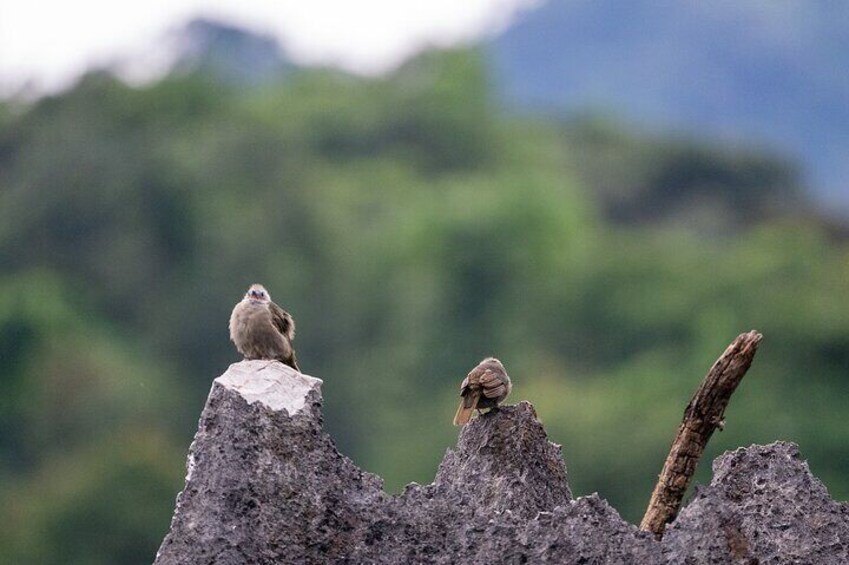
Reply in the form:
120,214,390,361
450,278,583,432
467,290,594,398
0,48,847,563
560,115,806,230
1,430,183,565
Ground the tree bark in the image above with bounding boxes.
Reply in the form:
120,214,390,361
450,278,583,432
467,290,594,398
640,330,763,539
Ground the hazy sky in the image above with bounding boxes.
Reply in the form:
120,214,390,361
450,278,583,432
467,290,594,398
0,0,534,93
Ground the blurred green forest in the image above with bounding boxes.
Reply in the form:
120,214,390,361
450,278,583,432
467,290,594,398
1,50,848,564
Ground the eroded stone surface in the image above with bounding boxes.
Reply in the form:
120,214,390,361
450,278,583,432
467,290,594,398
664,442,849,564
156,363,849,564
434,402,572,519
155,361,384,565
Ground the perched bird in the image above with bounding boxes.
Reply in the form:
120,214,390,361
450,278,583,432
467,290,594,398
453,357,511,426
229,283,300,371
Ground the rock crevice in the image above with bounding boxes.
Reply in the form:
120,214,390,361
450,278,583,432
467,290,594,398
155,362,849,564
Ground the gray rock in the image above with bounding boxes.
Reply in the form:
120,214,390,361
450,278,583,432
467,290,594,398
664,442,849,564
434,402,572,519
154,361,386,565
156,362,849,564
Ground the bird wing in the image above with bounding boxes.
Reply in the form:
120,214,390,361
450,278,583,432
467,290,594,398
268,301,296,340
287,349,301,372
459,374,472,395
464,363,488,387
479,370,508,399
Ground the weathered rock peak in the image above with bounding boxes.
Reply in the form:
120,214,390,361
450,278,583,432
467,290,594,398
155,362,849,564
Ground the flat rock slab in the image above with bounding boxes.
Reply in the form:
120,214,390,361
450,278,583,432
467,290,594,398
216,360,322,415
156,362,849,564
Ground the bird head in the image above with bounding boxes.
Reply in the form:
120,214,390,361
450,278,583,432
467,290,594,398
245,284,271,303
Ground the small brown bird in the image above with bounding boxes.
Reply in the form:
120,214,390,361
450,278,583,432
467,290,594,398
229,283,300,371
453,357,512,426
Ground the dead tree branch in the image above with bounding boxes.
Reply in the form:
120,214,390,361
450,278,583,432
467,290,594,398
640,330,763,539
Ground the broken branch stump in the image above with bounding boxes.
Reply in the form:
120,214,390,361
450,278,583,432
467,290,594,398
639,330,763,539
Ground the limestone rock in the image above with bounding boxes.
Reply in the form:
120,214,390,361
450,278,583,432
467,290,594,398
433,402,572,519
664,441,849,564
156,363,849,564
154,361,385,565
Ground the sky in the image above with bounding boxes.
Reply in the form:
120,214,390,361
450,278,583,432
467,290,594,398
0,0,535,94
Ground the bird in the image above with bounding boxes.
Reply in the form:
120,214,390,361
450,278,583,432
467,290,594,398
229,283,300,371
453,357,511,426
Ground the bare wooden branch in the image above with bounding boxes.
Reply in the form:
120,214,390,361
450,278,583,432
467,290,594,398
639,330,763,539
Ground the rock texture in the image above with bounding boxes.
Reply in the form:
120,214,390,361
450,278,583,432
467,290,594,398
156,362,849,564
155,361,385,564
664,442,849,564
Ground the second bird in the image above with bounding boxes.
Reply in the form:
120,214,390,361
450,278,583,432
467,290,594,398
229,283,300,371
453,357,512,426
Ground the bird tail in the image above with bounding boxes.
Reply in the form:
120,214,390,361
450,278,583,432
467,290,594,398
453,391,481,426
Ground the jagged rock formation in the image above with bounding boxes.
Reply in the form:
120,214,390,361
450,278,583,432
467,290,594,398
155,362,849,564
663,442,849,563
154,361,384,564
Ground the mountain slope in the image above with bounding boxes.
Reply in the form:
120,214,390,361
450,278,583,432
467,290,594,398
487,1,849,208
